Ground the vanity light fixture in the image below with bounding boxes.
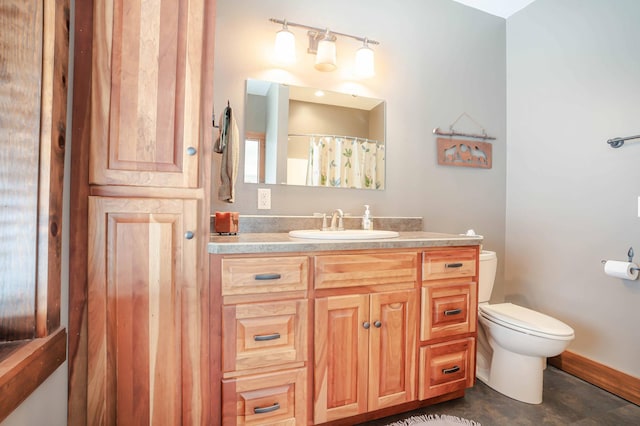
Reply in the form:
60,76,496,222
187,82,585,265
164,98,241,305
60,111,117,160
314,30,337,71
355,38,375,78
274,20,296,65
269,18,379,77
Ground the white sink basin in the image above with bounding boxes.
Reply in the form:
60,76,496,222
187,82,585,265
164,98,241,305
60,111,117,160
288,229,399,240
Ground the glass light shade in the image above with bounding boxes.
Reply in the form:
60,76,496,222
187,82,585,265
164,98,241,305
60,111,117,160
274,28,296,65
355,44,375,78
314,38,337,72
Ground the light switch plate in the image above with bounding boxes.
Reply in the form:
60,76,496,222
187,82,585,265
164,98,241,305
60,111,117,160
637,196,640,217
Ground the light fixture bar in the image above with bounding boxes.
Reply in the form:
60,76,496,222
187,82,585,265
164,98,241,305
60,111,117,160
269,18,379,46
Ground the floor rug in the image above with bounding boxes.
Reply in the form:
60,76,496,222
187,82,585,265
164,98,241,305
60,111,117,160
386,414,481,426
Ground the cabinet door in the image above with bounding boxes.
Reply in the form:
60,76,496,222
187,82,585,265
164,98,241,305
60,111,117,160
369,290,417,410
90,0,211,188
314,295,369,423
87,197,203,425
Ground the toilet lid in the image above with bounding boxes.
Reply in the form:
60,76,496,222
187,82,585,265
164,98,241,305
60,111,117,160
479,303,574,338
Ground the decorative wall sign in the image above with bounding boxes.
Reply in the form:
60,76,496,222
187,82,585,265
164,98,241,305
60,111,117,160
437,138,492,169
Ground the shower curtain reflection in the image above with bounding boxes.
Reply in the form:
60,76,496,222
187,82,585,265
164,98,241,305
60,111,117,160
305,135,385,189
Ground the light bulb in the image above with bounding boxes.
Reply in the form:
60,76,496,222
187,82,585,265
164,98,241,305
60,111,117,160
274,25,295,65
314,32,337,72
355,42,375,78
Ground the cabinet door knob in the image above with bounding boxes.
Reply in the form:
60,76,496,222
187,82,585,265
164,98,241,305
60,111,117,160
186,146,197,156
363,321,371,329
184,231,194,240
374,320,382,328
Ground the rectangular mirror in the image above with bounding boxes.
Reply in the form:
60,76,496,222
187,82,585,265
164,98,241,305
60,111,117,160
244,79,386,190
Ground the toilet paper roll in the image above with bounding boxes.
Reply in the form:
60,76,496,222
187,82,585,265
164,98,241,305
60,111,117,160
603,260,639,280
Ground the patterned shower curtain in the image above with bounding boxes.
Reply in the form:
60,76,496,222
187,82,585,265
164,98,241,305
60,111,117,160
305,136,385,190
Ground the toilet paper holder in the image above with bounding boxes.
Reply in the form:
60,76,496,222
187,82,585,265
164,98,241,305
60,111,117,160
600,247,640,272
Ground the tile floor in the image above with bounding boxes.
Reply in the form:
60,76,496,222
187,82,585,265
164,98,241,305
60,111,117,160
360,366,640,425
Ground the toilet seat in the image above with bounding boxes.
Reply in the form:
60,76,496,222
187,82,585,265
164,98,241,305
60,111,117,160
479,303,574,340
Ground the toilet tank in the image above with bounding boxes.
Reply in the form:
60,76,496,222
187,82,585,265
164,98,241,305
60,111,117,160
479,250,497,303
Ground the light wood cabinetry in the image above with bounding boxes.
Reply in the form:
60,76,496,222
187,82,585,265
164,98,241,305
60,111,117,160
419,248,478,401
313,252,418,423
219,256,310,425
72,0,215,423
211,246,478,425
87,197,203,424
314,290,417,423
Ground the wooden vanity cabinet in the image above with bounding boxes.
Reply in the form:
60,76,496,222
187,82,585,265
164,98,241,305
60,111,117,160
211,246,479,425
419,248,478,400
313,252,418,424
218,255,310,425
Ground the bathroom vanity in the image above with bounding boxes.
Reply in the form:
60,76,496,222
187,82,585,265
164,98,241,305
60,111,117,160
209,231,481,425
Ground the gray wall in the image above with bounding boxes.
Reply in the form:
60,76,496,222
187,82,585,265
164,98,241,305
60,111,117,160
506,0,640,377
212,0,508,298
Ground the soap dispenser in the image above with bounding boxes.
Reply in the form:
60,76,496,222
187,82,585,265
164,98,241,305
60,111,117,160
362,205,373,230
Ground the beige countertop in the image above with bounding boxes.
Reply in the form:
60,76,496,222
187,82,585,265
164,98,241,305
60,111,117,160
208,231,483,254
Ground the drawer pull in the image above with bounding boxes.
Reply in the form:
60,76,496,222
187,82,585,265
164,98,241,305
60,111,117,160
254,273,282,281
254,402,280,414
442,366,461,375
254,333,281,342
444,308,462,316
445,262,464,268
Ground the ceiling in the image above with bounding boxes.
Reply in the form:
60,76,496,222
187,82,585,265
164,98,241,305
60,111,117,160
450,0,537,18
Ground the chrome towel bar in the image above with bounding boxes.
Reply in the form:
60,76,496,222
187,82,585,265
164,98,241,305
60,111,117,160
606,134,640,148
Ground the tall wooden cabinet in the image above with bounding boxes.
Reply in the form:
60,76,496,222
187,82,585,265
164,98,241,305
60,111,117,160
69,0,215,424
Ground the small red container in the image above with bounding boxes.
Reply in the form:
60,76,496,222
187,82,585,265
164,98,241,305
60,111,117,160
214,211,239,235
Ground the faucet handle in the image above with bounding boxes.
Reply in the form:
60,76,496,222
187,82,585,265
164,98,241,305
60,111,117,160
322,213,328,231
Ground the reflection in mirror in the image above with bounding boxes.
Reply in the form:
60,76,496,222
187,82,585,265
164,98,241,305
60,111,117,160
244,79,386,190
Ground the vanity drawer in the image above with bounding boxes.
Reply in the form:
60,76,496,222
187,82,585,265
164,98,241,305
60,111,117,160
419,338,475,400
221,256,308,296
314,252,417,290
422,248,476,281
222,368,307,425
421,281,477,340
222,299,308,373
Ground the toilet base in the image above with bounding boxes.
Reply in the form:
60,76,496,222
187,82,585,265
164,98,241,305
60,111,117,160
485,345,545,404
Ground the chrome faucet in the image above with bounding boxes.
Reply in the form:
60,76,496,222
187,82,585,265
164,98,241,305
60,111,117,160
329,208,344,231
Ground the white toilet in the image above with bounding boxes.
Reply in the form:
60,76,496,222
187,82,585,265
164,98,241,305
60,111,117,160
476,250,574,404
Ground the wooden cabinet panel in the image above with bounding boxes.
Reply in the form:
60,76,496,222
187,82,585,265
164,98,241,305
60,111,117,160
222,299,308,373
88,197,202,425
422,248,476,281
90,0,210,188
420,281,477,341
419,338,475,400
314,290,417,422
369,290,417,411
222,256,308,296
315,252,417,289
222,368,307,425
314,294,369,423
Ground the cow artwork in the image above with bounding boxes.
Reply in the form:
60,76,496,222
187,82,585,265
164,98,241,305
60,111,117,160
437,138,492,169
